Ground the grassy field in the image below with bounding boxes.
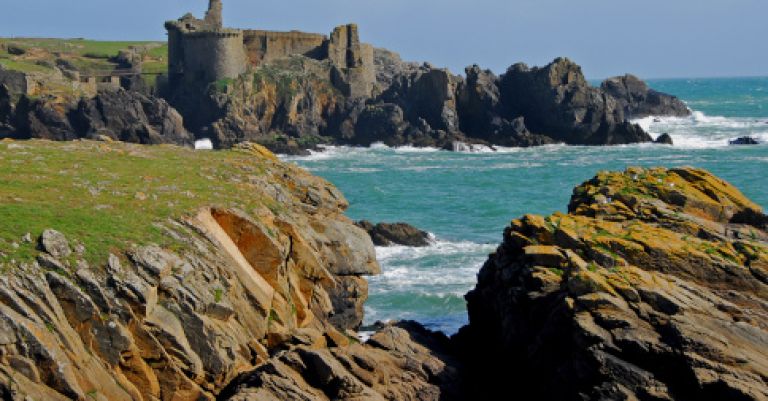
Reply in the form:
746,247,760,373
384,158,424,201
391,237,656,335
0,140,279,266
0,37,168,75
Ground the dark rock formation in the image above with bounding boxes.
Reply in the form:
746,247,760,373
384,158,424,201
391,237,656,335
71,88,193,145
498,58,652,145
0,84,11,133
356,220,432,247
458,167,768,401
655,133,674,145
730,136,761,145
12,95,77,141
379,65,461,134
601,74,690,118
2,86,193,145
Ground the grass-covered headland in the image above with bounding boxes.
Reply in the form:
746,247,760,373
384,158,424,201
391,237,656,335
0,139,283,266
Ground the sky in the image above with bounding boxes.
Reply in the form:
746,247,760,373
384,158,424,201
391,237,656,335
2,0,766,79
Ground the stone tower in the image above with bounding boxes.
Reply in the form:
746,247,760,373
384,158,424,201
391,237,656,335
205,0,223,29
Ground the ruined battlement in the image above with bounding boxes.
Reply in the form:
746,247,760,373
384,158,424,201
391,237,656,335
166,0,375,97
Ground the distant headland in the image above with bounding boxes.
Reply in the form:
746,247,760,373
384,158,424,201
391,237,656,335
1,0,690,152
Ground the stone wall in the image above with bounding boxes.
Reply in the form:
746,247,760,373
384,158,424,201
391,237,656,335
181,30,247,85
242,30,327,66
327,24,375,98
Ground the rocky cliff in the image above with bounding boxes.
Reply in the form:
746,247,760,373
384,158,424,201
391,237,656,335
0,140,417,400
164,52,690,151
1,140,765,400
460,167,768,400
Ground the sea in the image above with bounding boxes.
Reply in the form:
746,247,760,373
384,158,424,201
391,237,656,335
283,77,768,334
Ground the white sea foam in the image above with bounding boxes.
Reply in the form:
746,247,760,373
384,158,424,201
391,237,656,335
633,111,768,149
194,138,214,150
369,237,496,297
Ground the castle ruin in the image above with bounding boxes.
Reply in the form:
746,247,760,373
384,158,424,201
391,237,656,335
165,0,375,97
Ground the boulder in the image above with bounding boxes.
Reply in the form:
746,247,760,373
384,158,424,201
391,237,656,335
655,133,674,145
459,167,768,401
601,74,690,118
38,229,71,259
356,220,432,247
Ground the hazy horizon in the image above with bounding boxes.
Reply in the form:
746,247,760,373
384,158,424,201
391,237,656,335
2,0,766,80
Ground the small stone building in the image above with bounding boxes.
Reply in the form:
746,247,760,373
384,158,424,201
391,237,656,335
165,0,376,98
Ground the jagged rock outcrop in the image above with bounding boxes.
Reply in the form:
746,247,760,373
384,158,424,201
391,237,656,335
356,220,432,247
601,74,690,119
0,142,381,400
2,86,193,145
498,58,651,145
71,88,193,145
379,65,461,135
177,56,350,149
459,167,768,401
221,321,464,400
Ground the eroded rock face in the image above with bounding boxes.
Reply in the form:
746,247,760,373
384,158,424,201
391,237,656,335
499,58,652,145
460,167,768,401
5,88,192,145
71,87,193,146
601,74,690,118
0,146,381,400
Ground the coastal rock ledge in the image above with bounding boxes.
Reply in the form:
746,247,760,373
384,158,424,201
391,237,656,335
459,167,768,400
0,141,766,401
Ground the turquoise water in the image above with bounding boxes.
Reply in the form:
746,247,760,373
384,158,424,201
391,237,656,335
284,77,768,334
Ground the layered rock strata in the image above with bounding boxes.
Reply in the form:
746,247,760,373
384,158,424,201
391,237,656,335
461,167,768,400
0,143,383,400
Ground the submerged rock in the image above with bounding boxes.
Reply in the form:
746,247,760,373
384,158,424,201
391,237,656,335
356,220,432,247
730,136,761,145
459,166,768,401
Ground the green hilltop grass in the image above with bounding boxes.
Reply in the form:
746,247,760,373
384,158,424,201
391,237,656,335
0,38,168,75
0,140,278,267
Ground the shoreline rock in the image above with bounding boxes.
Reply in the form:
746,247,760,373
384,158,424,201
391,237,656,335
356,220,432,247
730,136,761,145
458,166,768,400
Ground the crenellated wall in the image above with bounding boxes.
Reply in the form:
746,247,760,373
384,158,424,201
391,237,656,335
165,2,376,97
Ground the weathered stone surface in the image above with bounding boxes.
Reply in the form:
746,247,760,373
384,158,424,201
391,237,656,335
221,322,465,401
0,148,382,400
356,220,432,247
38,229,71,258
71,87,193,146
460,167,768,401
499,58,652,145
